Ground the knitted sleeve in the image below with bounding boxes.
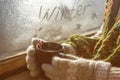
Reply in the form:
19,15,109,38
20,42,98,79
93,0,120,54
109,67,120,80
93,17,120,61
104,25,120,67
65,34,98,59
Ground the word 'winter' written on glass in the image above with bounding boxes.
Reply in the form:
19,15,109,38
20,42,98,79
39,4,91,21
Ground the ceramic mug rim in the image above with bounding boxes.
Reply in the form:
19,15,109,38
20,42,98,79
36,42,64,53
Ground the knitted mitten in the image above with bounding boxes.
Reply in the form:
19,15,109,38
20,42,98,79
42,54,111,80
26,38,44,77
26,38,76,77
61,43,76,55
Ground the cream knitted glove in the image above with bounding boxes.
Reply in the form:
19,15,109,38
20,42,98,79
26,38,45,77
42,54,111,80
26,38,76,77
61,43,76,55
26,38,112,80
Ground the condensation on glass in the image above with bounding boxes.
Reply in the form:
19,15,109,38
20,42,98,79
0,0,105,54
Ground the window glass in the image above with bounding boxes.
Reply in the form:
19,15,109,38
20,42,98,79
0,0,105,55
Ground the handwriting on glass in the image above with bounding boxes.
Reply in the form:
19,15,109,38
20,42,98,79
39,4,91,21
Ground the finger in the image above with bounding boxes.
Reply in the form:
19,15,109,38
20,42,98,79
45,73,54,80
26,54,38,71
30,70,40,77
26,55,36,64
27,45,36,56
45,73,59,80
51,56,71,69
31,38,46,46
58,53,79,60
31,38,41,46
27,63,37,71
41,64,58,77
62,43,76,55
65,54,79,60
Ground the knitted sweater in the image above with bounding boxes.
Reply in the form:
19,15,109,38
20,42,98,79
65,0,120,67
